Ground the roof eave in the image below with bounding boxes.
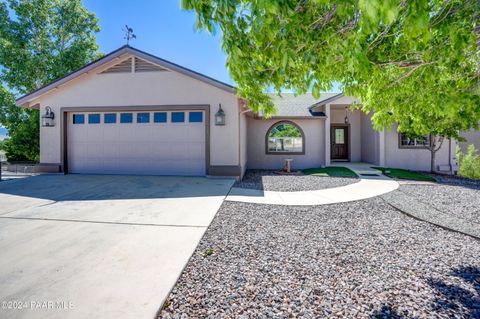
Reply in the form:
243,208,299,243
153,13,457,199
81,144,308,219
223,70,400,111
308,93,344,110
16,45,236,107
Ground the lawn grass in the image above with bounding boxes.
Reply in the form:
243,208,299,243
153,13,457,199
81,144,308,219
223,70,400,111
372,167,436,182
302,166,358,178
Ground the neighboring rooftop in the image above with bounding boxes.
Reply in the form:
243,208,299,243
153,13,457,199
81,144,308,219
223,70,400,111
267,93,341,117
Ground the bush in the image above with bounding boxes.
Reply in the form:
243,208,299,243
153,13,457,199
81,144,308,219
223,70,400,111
457,144,480,180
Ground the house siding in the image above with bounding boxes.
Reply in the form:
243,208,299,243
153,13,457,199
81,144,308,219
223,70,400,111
34,54,240,171
384,125,452,171
459,129,480,152
246,117,325,170
360,112,380,165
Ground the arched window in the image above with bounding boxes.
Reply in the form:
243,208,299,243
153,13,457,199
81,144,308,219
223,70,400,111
266,121,305,154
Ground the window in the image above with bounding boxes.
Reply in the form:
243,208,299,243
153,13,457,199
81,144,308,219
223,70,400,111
73,114,85,124
88,114,100,124
399,133,430,148
137,112,150,123
189,112,203,123
266,121,304,154
104,113,117,124
334,128,345,144
120,113,133,123
171,112,185,123
154,112,167,123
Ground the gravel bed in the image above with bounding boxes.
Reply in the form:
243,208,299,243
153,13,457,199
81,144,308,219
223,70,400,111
234,170,359,192
398,175,480,225
160,198,480,318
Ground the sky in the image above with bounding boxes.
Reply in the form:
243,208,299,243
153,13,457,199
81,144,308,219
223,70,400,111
81,0,233,85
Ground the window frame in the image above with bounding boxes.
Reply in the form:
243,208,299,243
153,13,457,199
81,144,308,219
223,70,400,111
153,112,167,123
104,113,117,124
120,113,133,124
398,133,431,149
171,112,185,123
72,114,85,124
137,112,150,124
88,114,101,124
189,111,203,123
265,121,305,155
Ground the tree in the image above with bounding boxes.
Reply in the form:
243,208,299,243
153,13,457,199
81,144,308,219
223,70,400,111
183,0,480,171
0,0,100,161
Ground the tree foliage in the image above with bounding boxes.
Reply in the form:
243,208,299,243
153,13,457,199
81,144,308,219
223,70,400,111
0,0,100,161
183,0,480,139
457,144,480,180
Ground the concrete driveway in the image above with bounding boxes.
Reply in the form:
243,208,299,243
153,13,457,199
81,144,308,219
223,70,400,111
0,174,234,319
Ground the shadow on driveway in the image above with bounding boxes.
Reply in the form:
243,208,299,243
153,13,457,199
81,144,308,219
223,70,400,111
0,174,234,201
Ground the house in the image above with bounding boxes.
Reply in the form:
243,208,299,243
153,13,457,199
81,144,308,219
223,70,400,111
16,46,456,178
459,129,480,153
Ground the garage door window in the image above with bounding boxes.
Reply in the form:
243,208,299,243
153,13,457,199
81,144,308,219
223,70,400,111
88,114,101,124
104,113,117,124
172,112,185,123
137,113,150,123
73,114,85,124
189,112,203,123
154,112,167,123
120,113,133,123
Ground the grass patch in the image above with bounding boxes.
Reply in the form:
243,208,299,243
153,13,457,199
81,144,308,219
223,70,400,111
203,247,215,257
372,167,436,182
302,166,358,178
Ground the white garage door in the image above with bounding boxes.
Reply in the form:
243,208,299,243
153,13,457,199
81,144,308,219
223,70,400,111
67,110,206,176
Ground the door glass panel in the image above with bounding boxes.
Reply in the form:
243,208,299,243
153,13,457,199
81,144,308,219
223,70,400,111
335,129,345,144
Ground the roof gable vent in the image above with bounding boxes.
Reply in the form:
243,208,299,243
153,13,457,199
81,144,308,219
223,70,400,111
101,58,132,74
134,57,167,72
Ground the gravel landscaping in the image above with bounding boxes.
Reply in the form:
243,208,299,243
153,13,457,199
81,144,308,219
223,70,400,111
160,198,480,318
397,175,480,225
234,169,359,192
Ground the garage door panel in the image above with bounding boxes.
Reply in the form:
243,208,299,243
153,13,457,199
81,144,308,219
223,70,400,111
68,110,206,176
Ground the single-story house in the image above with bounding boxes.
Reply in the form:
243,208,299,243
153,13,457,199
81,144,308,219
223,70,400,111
16,45,461,178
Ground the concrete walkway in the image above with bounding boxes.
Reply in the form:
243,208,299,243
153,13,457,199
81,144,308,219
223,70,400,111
226,163,399,206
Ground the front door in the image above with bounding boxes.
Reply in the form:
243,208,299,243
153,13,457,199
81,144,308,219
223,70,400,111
331,126,349,160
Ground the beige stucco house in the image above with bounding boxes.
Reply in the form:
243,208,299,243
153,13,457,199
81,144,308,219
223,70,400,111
16,46,458,178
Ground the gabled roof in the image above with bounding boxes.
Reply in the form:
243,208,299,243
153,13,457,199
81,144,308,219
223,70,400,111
16,45,236,107
268,93,342,117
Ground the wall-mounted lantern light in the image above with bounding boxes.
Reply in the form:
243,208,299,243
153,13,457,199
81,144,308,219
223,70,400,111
42,106,55,127
344,106,349,124
215,104,225,126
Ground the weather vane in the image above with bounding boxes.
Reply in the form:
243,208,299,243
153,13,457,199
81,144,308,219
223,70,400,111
123,25,136,45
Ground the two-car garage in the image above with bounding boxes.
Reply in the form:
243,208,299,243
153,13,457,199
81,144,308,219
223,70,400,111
17,46,241,178
66,108,207,176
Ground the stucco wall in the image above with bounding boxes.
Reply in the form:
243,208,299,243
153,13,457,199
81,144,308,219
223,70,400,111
247,117,325,170
384,125,452,171
239,110,248,176
360,112,380,165
33,54,239,169
459,129,480,152
330,108,361,162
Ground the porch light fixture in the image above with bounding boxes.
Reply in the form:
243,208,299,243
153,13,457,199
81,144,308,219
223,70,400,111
42,106,55,127
215,104,225,126
344,106,349,124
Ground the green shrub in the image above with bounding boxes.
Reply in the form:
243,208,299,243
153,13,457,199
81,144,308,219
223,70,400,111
457,144,480,180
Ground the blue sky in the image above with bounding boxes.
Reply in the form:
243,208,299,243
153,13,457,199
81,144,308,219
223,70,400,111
82,0,233,85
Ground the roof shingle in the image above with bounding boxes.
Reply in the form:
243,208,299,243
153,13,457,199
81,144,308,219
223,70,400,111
268,93,340,117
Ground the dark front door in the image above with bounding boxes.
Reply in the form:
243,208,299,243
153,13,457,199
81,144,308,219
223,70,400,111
331,126,349,160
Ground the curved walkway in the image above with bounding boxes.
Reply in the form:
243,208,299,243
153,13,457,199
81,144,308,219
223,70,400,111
226,169,399,206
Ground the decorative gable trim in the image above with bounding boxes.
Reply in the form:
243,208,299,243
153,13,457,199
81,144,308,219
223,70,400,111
101,57,133,74
16,45,235,107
